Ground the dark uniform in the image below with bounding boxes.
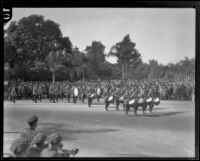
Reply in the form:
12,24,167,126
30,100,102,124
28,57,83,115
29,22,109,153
40,133,62,157
10,86,17,103
10,137,30,157
21,116,38,143
26,133,48,157
32,85,38,103
38,85,43,102
66,87,71,102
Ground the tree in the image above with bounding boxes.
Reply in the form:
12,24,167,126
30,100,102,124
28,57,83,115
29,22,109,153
46,37,72,82
5,15,63,69
5,15,73,82
61,47,89,81
108,34,141,79
84,41,106,79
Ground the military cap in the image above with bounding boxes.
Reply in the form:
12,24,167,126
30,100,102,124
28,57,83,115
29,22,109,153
10,138,29,154
31,133,46,145
46,133,62,146
27,115,38,125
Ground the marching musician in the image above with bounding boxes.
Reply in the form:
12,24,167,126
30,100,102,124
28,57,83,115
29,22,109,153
10,85,17,103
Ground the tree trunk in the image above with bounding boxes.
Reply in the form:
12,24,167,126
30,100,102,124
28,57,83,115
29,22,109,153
83,70,85,82
124,62,128,79
52,68,55,83
122,63,125,79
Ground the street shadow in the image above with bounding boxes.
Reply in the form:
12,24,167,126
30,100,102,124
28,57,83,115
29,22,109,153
115,153,157,157
38,122,119,141
89,104,105,108
127,111,185,117
38,122,77,141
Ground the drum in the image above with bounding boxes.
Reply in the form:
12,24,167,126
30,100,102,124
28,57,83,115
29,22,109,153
119,96,124,101
128,99,135,105
108,96,113,102
90,93,95,98
154,97,160,105
97,88,101,96
74,88,78,97
146,97,153,103
138,98,144,104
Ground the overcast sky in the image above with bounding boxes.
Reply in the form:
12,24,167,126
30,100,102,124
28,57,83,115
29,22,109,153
5,8,195,65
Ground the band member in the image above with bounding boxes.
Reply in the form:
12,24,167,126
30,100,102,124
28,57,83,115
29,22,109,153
73,87,79,104
10,86,17,103
38,84,43,102
32,84,38,103
96,87,103,102
49,84,56,103
65,87,71,103
81,88,87,103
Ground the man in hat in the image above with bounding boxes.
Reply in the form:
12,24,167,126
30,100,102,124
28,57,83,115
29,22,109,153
10,137,30,157
32,84,38,103
40,133,78,157
10,85,17,103
21,115,38,143
26,132,48,157
40,133,63,157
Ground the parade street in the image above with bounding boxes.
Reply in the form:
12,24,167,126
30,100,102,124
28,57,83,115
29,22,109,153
4,100,195,157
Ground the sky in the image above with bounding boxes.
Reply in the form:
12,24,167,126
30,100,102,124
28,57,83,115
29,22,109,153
4,8,195,65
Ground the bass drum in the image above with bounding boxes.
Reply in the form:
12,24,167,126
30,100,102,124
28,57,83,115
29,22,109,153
97,88,102,96
119,96,124,101
154,97,160,105
74,88,79,97
90,93,95,99
146,97,153,104
108,96,113,102
128,99,135,105
137,98,144,104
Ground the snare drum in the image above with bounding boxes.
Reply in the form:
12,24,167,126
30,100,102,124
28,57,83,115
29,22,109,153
146,97,153,103
74,88,78,97
138,98,144,104
108,96,113,102
90,93,95,98
128,99,135,105
97,88,101,96
119,96,124,101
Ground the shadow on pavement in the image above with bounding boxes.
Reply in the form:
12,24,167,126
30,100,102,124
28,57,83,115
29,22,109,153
109,153,157,157
38,122,119,141
127,111,185,117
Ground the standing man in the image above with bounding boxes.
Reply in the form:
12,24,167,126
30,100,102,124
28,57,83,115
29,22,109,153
32,84,38,103
10,85,17,103
38,84,43,102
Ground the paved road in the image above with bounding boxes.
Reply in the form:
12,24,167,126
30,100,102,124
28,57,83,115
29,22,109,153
3,99,195,157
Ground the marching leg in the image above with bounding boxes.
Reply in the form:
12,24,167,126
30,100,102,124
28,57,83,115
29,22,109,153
134,105,138,116
116,100,119,111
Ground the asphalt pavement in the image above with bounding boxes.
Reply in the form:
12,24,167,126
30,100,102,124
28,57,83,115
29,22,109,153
3,99,195,157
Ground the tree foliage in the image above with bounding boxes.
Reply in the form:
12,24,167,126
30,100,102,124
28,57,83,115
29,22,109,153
84,41,106,79
5,15,63,65
108,34,141,79
4,14,195,82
